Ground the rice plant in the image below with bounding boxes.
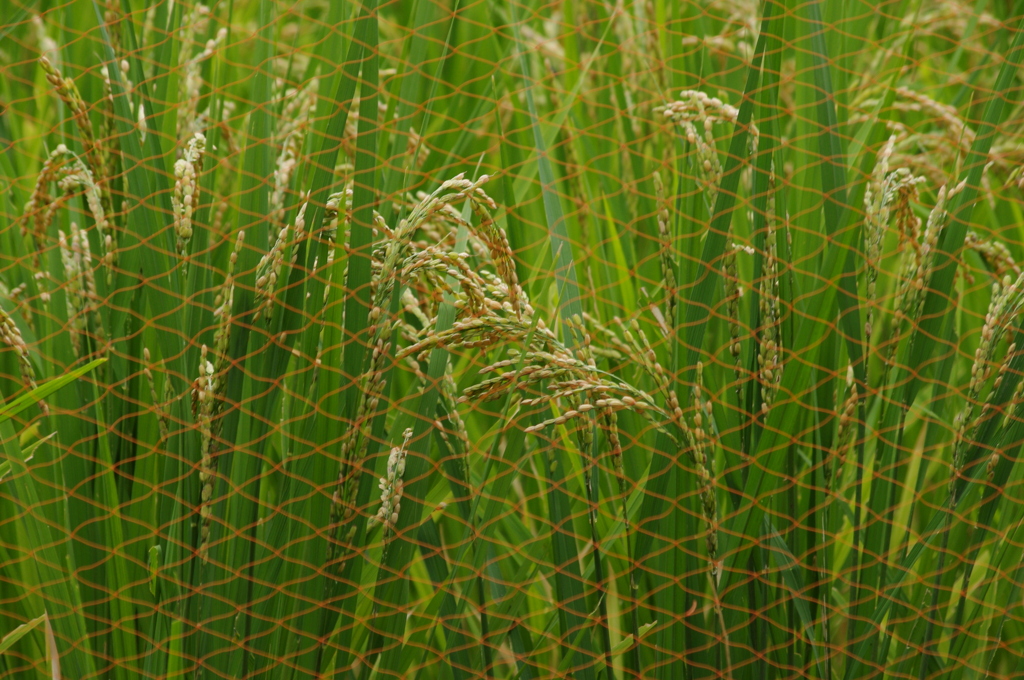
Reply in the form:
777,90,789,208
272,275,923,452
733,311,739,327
2,1,1024,679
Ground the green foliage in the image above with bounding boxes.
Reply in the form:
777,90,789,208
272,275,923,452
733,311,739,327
2,1,1024,678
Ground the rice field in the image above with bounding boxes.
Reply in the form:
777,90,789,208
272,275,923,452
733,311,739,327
2,1,1024,678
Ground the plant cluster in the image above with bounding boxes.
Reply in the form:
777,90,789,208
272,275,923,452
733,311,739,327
2,1,1024,679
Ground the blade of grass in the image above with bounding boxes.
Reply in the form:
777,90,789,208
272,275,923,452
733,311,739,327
505,2,609,675
0,614,45,656
0,362,105,678
845,316,1024,679
631,10,775,677
195,1,277,675
846,18,1024,677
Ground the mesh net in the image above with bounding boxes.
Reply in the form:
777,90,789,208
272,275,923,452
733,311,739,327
3,0,1024,678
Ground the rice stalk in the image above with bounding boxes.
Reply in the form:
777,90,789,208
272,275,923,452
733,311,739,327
327,175,509,569
0,306,40,409
950,271,1024,504
143,348,169,444
886,178,959,373
22,147,71,273
660,90,739,208
758,175,782,415
57,221,105,360
175,4,226,145
209,103,241,238
653,171,678,322
690,361,718,565
828,365,858,490
863,136,898,339
23,145,115,281
724,243,742,373
965,231,1021,279
437,363,470,482
269,79,318,240
456,305,722,567
38,57,110,219
254,197,305,326
172,133,206,266
367,427,413,547
191,230,244,562
100,0,123,60
3,283,33,331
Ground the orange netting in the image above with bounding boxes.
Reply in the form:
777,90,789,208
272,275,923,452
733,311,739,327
2,0,1024,678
